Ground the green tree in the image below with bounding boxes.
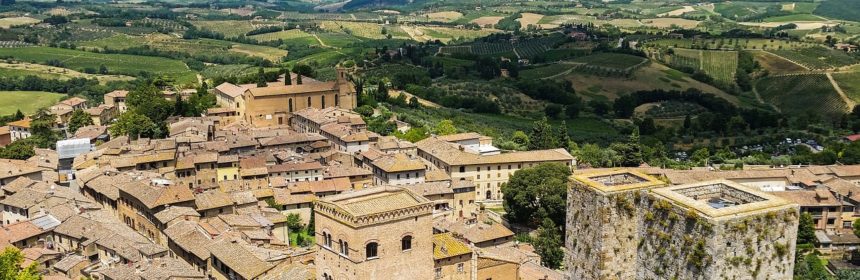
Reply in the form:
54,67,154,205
110,111,157,140
286,213,303,233
797,212,816,245
501,163,571,228
29,109,58,148
307,208,315,235
126,83,172,124
14,110,23,121
187,85,216,116
67,109,93,134
528,117,557,150
608,128,643,167
533,218,564,269
256,68,267,87
511,130,530,148
0,138,36,160
691,147,711,166
0,247,40,280
433,120,457,136
283,68,292,85
557,121,570,149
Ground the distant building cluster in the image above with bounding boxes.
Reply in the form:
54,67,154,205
0,68,573,279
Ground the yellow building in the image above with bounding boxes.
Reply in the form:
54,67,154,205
243,67,357,127
433,232,472,280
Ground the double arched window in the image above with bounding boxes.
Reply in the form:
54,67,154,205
323,232,332,248
366,242,378,259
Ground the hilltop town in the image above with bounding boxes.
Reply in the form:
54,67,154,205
3,62,860,279
2,0,860,279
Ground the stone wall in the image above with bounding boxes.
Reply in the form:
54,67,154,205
566,182,645,280
635,195,798,280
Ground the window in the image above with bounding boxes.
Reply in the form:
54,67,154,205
366,242,378,259
459,166,465,173
457,263,464,272
335,94,339,107
827,218,836,225
307,96,312,107
339,239,349,255
844,221,853,229
321,95,326,107
435,267,442,278
401,236,412,251
288,98,293,112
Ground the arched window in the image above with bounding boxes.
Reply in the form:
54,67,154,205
307,96,312,107
485,191,491,200
339,239,349,255
401,236,412,251
288,98,293,112
335,94,339,107
321,95,326,108
324,233,332,248
366,242,378,259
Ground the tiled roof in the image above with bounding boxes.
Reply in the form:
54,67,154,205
291,177,351,194
772,189,842,207
206,238,281,279
214,82,245,98
1,221,44,243
60,97,87,107
195,190,234,211
434,219,514,244
416,137,573,166
320,186,431,217
118,181,195,210
267,161,323,173
433,232,471,260
246,82,337,97
105,90,128,98
163,221,212,260
371,153,426,173
154,206,200,224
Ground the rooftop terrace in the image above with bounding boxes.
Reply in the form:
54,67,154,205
651,180,796,219
572,170,665,193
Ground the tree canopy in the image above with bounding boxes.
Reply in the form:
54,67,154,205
501,163,571,228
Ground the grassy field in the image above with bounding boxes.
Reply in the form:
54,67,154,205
228,43,289,62
0,47,197,84
520,63,577,80
191,20,270,38
249,29,313,42
645,38,817,51
0,91,65,115
0,16,40,28
756,74,845,118
315,33,361,48
572,53,646,69
0,62,134,83
833,72,860,103
319,21,410,40
763,14,824,22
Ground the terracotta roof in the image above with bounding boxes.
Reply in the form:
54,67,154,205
416,137,573,166
53,255,87,272
374,136,416,151
154,206,200,224
60,97,87,107
105,90,128,98
273,188,315,206
8,119,30,128
206,238,284,279
73,125,108,139
245,82,337,97
435,219,514,244
433,232,471,260
371,153,426,173
261,133,327,147
318,186,431,217
767,190,840,207
214,82,245,98
267,161,323,173
163,221,212,260
118,181,195,210
291,177,351,194
437,132,483,142
1,221,44,244
323,165,372,178
195,191,234,211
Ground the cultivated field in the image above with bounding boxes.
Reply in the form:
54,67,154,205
770,47,859,70
249,29,314,42
669,48,738,85
833,72,860,103
423,11,463,22
756,74,846,118
0,16,40,28
752,51,808,73
520,63,578,80
0,91,65,115
471,16,503,27
0,47,197,84
572,53,646,70
645,38,817,51
229,44,289,62
0,62,134,83
641,18,700,29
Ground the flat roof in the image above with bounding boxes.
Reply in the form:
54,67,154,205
650,179,797,220
572,169,665,193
